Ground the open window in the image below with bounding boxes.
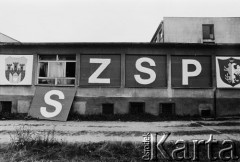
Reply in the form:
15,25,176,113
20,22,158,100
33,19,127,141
202,24,214,42
38,55,76,85
102,103,114,115
129,102,145,114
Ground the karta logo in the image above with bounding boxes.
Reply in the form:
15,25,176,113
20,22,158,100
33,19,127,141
143,133,239,161
218,58,240,87
29,87,76,121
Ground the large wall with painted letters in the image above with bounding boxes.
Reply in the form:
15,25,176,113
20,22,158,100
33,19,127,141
0,43,239,119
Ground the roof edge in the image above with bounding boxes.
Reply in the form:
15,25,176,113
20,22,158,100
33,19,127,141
1,42,240,47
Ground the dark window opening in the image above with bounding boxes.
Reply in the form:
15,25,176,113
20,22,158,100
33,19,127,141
59,55,76,61
39,55,56,61
1,101,12,114
102,104,114,115
39,62,48,77
129,102,145,114
38,79,55,84
159,103,175,116
66,62,76,77
200,110,211,117
202,24,214,40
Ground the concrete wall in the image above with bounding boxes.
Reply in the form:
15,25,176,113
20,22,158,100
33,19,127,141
163,17,240,43
0,43,239,117
216,89,240,116
0,86,34,113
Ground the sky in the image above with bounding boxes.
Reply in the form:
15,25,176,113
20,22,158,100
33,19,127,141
0,0,239,42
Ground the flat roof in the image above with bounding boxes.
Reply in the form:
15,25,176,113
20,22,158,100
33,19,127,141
1,42,240,47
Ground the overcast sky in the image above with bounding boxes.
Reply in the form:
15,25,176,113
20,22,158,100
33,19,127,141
0,0,239,42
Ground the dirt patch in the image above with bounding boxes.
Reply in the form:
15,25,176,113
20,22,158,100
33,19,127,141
0,120,240,143
162,123,202,127
54,131,145,137
87,125,126,128
197,122,240,126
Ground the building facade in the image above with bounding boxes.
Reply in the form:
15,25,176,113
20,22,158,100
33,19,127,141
0,43,240,119
151,17,240,44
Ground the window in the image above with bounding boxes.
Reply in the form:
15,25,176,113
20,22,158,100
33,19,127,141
202,24,214,40
0,101,12,114
38,55,76,85
129,102,145,114
200,109,211,117
102,103,114,115
159,103,175,116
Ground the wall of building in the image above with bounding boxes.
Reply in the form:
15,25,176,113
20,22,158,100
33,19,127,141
163,17,240,44
0,43,239,117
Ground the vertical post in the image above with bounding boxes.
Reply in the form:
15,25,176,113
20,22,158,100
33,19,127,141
167,54,172,98
212,54,217,118
121,53,125,88
214,89,217,118
33,54,39,85
76,53,81,87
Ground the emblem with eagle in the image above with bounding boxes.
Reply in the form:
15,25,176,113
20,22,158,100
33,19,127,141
218,58,240,87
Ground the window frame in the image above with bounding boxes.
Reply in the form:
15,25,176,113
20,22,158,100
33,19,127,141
202,24,215,41
159,103,175,116
37,54,76,86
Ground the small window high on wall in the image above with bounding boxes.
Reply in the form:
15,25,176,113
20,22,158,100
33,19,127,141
38,55,76,85
202,24,214,41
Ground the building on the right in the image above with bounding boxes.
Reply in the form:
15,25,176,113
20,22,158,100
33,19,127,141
151,17,240,44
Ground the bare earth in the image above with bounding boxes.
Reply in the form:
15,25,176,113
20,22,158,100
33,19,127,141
0,119,239,143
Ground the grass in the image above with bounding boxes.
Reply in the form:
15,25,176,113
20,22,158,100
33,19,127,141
0,125,143,162
0,125,239,161
2,141,239,162
9,125,57,150
1,141,143,162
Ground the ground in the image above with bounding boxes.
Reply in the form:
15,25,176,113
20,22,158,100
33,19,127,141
0,119,239,143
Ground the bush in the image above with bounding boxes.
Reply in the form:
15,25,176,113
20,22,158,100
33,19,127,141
0,113,28,120
9,125,57,150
